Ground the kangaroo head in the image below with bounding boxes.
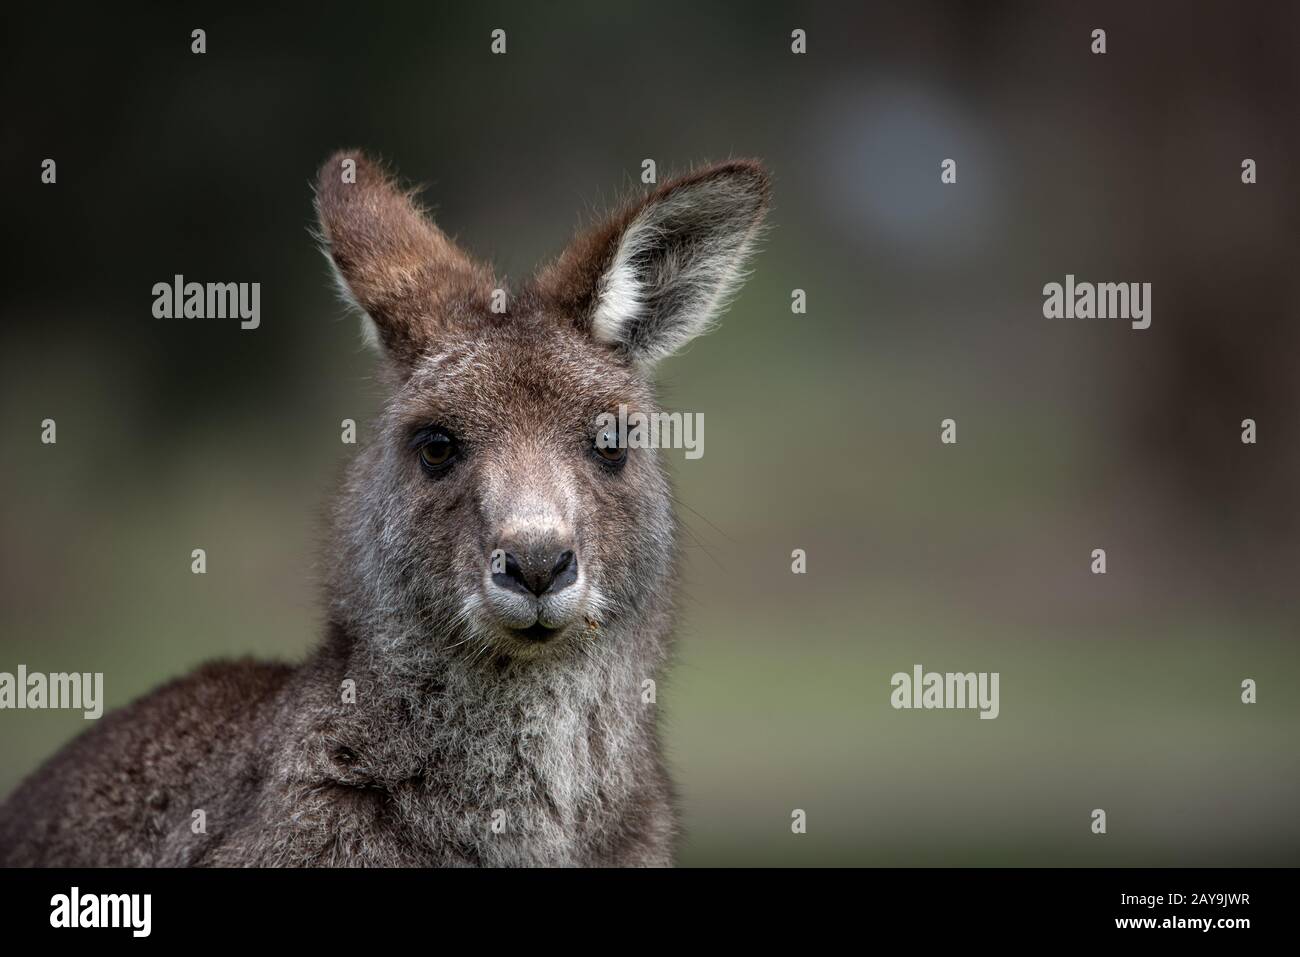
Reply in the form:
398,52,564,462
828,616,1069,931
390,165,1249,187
316,151,769,665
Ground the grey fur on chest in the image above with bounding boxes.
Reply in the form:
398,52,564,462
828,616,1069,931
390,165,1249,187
205,644,671,867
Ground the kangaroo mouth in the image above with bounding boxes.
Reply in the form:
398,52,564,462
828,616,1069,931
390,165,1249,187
514,622,560,642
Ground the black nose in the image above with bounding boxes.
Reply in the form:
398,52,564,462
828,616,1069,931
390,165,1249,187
492,546,578,597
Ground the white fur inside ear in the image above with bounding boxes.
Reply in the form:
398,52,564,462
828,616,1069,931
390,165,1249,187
588,183,762,365
591,224,651,347
325,252,382,351
358,311,381,350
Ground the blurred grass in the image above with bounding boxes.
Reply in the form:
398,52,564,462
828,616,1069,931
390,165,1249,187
670,605,1299,866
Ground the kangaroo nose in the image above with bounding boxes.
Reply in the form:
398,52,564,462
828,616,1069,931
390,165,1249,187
492,543,578,597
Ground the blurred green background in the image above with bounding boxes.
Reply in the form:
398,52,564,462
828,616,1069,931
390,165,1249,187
2,2,1297,865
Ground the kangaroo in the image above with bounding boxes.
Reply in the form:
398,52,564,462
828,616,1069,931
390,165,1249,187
0,152,769,866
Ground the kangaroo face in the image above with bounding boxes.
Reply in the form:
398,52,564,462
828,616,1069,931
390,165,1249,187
316,152,768,662
376,321,668,659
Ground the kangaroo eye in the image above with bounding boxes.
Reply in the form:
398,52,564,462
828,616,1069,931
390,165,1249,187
594,428,627,467
417,431,457,473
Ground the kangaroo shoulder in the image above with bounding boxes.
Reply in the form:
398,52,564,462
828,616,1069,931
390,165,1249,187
0,658,294,865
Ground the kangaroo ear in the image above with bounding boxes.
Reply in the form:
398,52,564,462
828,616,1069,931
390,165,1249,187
536,161,770,366
314,150,493,367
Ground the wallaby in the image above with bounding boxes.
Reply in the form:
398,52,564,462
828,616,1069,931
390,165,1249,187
0,152,769,866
